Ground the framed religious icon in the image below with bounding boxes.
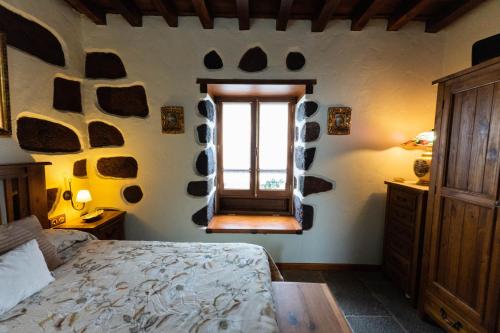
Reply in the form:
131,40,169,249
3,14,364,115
0,33,11,136
328,107,351,135
161,106,184,134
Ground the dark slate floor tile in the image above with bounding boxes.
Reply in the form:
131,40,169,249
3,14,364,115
322,271,389,316
347,316,405,333
281,269,325,283
365,279,443,333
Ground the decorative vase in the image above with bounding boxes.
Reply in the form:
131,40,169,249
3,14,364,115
414,152,432,185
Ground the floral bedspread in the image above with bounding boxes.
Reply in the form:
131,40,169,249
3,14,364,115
0,241,280,333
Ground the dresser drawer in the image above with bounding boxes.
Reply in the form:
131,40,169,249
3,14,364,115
387,216,414,242
391,188,418,210
94,221,124,240
424,294,479,333
389,204,415,227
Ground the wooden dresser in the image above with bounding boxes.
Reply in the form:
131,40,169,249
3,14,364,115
54,210,126,240
383,181,428,306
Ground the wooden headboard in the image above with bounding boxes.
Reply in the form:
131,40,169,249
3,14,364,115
0,162,51,228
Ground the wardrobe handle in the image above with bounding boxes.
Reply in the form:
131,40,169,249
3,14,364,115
496,200,500,208
440,308,463,331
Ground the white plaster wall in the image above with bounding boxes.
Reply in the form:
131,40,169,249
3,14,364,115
441,0,500,74
0,0,87,221
81,16,442,264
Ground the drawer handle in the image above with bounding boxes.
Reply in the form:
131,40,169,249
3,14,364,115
440,308,463,331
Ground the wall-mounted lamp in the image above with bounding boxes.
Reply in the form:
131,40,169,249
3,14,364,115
63,180,92,211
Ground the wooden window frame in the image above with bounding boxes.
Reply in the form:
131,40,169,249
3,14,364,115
215,96,296,215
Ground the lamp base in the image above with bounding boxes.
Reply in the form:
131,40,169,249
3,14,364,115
414,152,432,186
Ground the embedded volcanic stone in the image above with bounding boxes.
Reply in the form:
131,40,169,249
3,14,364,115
294,196,313,230
295,126,299,141
187,180,213,197
73,159,87,177
46,188,59,214
286,52,306,71
300,122,320,142
198,100,215,122
17,117,81,153
295,147,316,170
53,78,82,113
89,121,124,148
97,86,149,118
299,176,333,197
239,47,267,72
296,101,318,121
196,148,215,176
123,185,143,204
85,52,127,79
97,157,138,178
196,124,212,144
203,50,223,69
192,195,215,226
0,5,65,66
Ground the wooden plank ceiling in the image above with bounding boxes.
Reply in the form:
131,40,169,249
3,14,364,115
63,0,488,32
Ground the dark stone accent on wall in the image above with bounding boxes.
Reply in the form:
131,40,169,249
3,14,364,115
17,117,81,153
294,176,297,189
192,195,215,226
187,180,213,197
97,157,138,178
89,121,124,148
472,33,500,66
299,176,333,197
53,78,82,113
238,47,267,72
286,52,305,71
97,86,149,118
203,50,223,69
123,185,143,204
294,196,313,230
85,52,127,79
73,159,87,178
198,100,215,122
195,148,215,176
46,188,59,214
295,126,299,141
300,122,320,142
196,124,212,144
296,101,318,121
0,5,65,66
295,147,316,171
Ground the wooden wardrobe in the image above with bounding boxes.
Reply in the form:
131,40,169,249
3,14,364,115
420,57,500,332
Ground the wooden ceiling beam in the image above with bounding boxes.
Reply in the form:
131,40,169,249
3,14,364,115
276,0,294,31
387,0,431,31
425,0,485,33
236,0,250,30
350,0,385,31
311,0,341,32
111,0,142,27
192,0,214,29
152,0,178,27
64,0,106,25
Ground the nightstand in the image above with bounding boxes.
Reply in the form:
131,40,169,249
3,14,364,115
54,210,126,240
383,181,428,306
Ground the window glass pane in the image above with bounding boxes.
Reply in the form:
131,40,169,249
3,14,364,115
222,102,251,190
258,102,288,190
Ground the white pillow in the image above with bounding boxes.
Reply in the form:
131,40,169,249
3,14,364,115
0,239,54,315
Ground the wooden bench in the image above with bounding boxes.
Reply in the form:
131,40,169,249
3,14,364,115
272,282,352,333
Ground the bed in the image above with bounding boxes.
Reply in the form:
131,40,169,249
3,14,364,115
0,163,282,333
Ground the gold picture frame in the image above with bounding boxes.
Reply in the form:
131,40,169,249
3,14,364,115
161,106,184,134
0,33,11,136
328,107,351,135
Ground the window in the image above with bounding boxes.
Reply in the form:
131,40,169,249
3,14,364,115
216,97,295,214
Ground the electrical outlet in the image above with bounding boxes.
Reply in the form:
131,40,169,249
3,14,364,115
50,214,66,227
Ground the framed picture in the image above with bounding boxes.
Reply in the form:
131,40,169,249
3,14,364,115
328,107,351,135
161,106,184,134
0,33,11,136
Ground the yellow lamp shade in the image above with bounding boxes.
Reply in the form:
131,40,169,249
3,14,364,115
75,190,92,203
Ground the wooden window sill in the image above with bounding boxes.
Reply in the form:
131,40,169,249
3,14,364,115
206,215,302,234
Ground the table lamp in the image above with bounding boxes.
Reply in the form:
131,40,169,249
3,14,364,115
401,130,435,185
